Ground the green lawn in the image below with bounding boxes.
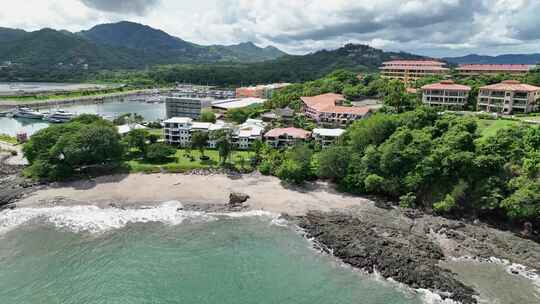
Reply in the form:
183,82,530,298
147,128,164,139
517,116,540,122
0,134,18,145
126,148,255,173
477,119,521,139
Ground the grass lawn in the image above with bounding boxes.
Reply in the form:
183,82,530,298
476,119,521,139
147,128,164,139
126,148,255,174
0,134,18,145
517,116,540,122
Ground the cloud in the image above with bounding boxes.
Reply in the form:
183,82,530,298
79,0,160,16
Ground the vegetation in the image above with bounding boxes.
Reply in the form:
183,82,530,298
200,110,217,123
0,134,18,145
144,143,176,163
225,104,265,124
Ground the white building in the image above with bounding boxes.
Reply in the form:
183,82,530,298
163,117,230,148
232,119,266,150
117,123,148,136
478,80,540,114
165,97,213,119
421,80,471,110
312,128,345,148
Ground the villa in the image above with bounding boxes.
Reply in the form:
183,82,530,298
264,127,311,148
421,80,471,110
301,93,372,127
312,128,345,148
477,80,540,114
232,119,267,150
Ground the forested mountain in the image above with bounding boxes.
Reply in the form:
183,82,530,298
444,53,540,65
0,21,287,70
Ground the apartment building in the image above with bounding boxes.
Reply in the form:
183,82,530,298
312,128,345,148
264,128,311,148
421,80,471,109
301,93,372,127
232,119,266,150
163,117,230,148
456,64,535,76
379,60,449,84
236,83,291,99
477,80,540,114
165,97,213,119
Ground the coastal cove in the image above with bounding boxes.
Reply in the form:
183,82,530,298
5,173,540,304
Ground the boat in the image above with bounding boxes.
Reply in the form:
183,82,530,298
12,107,45,119
0,110,11,117
46,109,76,123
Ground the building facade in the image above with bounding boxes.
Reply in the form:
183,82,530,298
264,128,311,148
379,60,449,84
165,97,213,119
163,117,230,148
421,80,471,109
232,119,266,150
477,80,540,114
301,93,372,127
456,64,535,76
312,128,345,148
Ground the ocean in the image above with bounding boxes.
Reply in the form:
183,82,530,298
0,202,537,304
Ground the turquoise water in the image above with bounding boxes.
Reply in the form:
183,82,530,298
0,100,165,136
0,205,424,304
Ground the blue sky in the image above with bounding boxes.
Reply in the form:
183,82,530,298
1,0,539,57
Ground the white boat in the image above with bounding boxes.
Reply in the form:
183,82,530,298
46,109,76,123
12,107,45,119
0,110,11,117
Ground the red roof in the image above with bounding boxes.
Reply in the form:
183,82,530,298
383,60,446,66
422,80,471,91
264,128,311,139
301,93,372,116
480,80,540,92
457,64,532,72
380,66,449,71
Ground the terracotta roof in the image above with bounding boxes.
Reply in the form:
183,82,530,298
406,88,418,94
480,80,540,92
264,128,311,139
422,80,471,91
383,60,446,66
301,93,371,116
380,66,449,71
457,64,533,72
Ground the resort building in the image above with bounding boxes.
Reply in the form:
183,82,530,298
421,80,471,110
477,80,540,114
232,119,266,150
301,93,372,127
264,128,311,148
211,97,266,111
165,97,213,119
379,60,449,84
456,64,535,76
163,117,230,148
236,83,291,99
312,128,345,148
117,123,148,136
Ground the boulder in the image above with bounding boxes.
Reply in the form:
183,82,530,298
229,192,250,206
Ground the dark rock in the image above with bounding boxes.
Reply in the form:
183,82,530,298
229,192,250,206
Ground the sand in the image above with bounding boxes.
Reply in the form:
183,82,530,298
15,173,372,215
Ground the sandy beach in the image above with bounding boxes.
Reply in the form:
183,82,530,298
15,173,372,215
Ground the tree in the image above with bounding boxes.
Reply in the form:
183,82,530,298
226,108,249,124
145,143,176,163
317,146,351,181
200,110,216,123
216,134,232,164
276,144,314,184
191,131,209,158
123,129,149,155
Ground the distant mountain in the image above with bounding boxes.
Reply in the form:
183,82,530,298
0,21,287,70
444,53,540,65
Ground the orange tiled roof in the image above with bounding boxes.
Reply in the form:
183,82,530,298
264,128,311,139
457,64,532,72
422,80,471,91
301,93,372,116
383,60,446,66
480,80,540,92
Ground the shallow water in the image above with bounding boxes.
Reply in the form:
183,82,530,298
0,100,165,136
0,204,425,304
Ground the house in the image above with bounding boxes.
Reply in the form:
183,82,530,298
117,123,148,136
421,80,471,110
232,119,266,150
379,60,449,84
477,80,540,114
456,64,535,76
264,127,311,148
301,93,372,127
261,107,295,122
312,128,345,148
165,97,213,119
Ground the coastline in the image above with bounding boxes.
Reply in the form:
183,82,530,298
6,172,540,303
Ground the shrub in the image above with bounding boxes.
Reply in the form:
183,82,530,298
259,161,273,175
433,195,456,214
364,174,385,193
145,143,176,163
399,192,417,208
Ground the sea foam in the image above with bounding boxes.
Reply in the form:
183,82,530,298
0,201,215,234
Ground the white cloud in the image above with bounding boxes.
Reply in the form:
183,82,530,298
0,0,539,57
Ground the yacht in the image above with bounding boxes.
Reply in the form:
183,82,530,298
46,109,76,123
12,107,45,119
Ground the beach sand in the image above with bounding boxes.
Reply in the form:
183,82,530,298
15,173,372,215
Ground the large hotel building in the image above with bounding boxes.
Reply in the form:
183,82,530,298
456,64,535,76
477,80,540,114
379,60,449,84
421,80,471,110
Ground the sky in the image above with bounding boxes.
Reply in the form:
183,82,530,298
1,0,539,57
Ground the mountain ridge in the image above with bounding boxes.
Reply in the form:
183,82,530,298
443,53,540,65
